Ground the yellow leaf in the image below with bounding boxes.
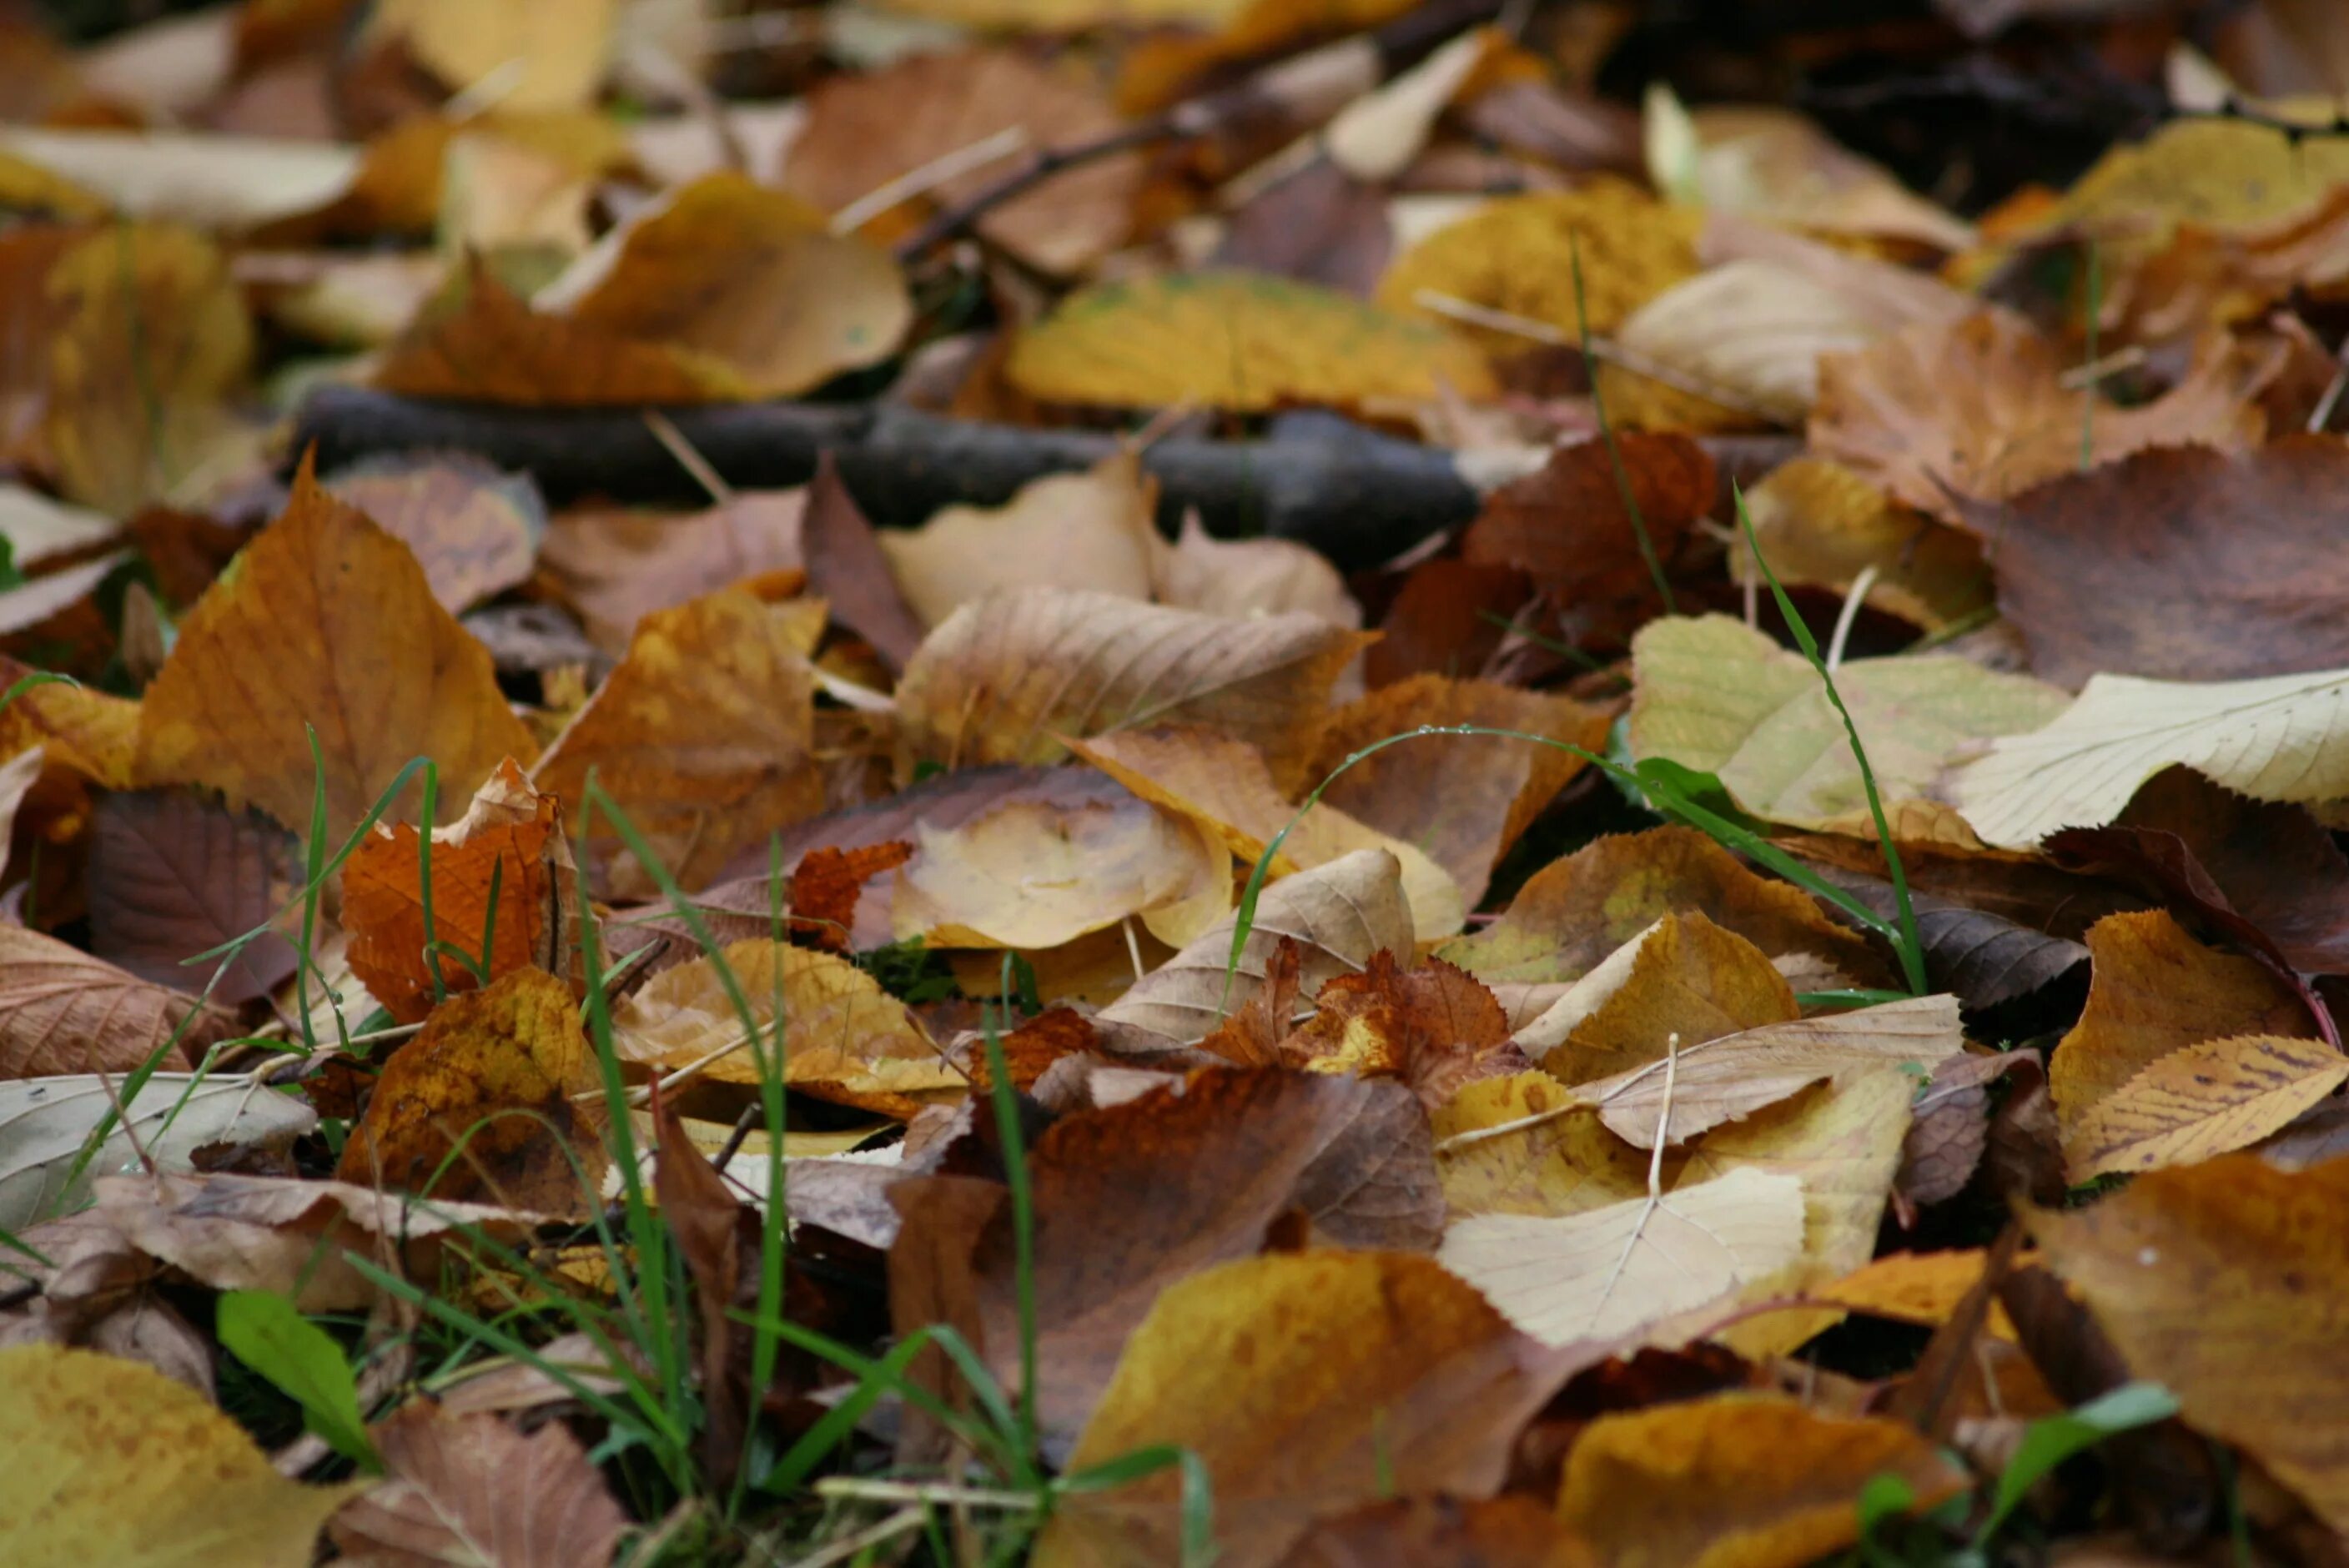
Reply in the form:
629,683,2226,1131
337,967,606,1217
133,462,538,843
1816,1248,2019,1339
1557,1393,1969,1568
531,586,822,894
2048,106,2349,263
1037,1251,1578,1568
1629,614,2069,834
1439,1167,1806,1344
0,651,138,788
1376,179,1698,352
370,0,618,112
611,939,962,1118
1733,458,1991,631
1431,1071,1653,1220
2027,1154,2349,1534
893,587,1370,793
0,1344,357,1566
2066,1033,2346,1180
1009,270,1496,413
1949,664,2349,849
881,454,1159,629
1519,912,1799,1087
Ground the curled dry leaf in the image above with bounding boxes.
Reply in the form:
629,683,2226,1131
1008,271,1498,414
1093,848,1413,1059
1566,994,1964,1148
336,967,608,1219
1809,312,2267,520
1305,676,1610,907
0,1071,316,1232
1275,952,1531,1108
1517,912,1799,1087
1556,1392,1969,1568
1439,1167,1807,1346
1034,1251,1590,1568
1068,725,1465,942
1629,614,2068,834
893,587,1370,793
2026,1154,2349,1535
1950,663,2349,849
0,1344,357,1568
343,758,575,1024
611,939,962,1118
531,585,822,894
329,1400,629,1568
541,490,804,656
1441,825,1881,988
326,454,545,615
87,790,295,1005
0,926,237,1078
800,457,926,673
133,460,537,844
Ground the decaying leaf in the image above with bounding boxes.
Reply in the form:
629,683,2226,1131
0,926,238,1078
880,454,1159,631
539,489,803,657
0,1344,356,1566
1733,457,1991,632
133,461,537,843
337,967,607,1217
1440,1167,1807,1345
1275,952,1529,1108
1432,1072,1656,1222
894,587,1370,792
87,790,295,1005
326,454,545,615
329,1399,629,1568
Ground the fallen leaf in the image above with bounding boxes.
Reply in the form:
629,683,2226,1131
0,1344,355,1566
531,585,822,894
1782,854,2089,1010
343,759,572,1025
1432,1072,1656,1221
1440,1167,1807,1344
1733,457,1991,631
1277,952,1529,1108
611,939,962,1117
0,653,138,789
785,47,1144,276
547,171,909,399
133,461,537,844
1460,435,1714,650
1899,1049,2040,1209
336,967,607,1217
1305,676,1609,905
2045,105,2349,262
1277,1495,1596,1568
1629,614,2069,833
0,1071,316,1232
2067,1033,2347,1181
369,0,618,112
0,128,357,229
1365,557,1527,687
1817,1248,2020,1335
326,454,545,615
1519,912,1800,1087
1093,847,1414,1058
1068,725,1465,942
1034,1251,1586,1568
790,841,914,954
1149,512,1361,627
1810,313,2268,520
0,926,238,1078
893,587,1370,792
800,457,926,673
1376,178,1699,350
87,790,295,1005
329,1400,629,1568
1440,825,1881,988
880,453,1159,629
1608,260,1907,423
1008,271,1498,413
1556,1392,1969,1568
2026,1154,2349,1535
541,490,804,656
1950,663,2349,849
0,483,116,569
1567,994,1963,1148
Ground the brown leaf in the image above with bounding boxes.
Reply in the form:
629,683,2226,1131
531,585,822,894
1094,849,1414,1059
652,1099,758,1489
343,758,574,1024
1432,1072,1653,1222
1810,312,2267,520
1034,1251,1591,1568
1899,1049,2039,1209
800,455,925,673
133,459,538,843
1366,560,1528,689
87,790,295,1004
2027,1154,2349,1535
879,452,1158,630
1461,435,1716,646
0,927,237,1078
1780,857,2087,1011
1214,157,1395,297
326,453,544,615
894,588,1370,792
1440,826,1882,988
1555,1394,1969,1568
1305,677,1611,906
540,490,802,656
1153,512,1361,628
336,967,607,1217
790,841,913,954
1279,952,1529,1108
1277,1495,1596,1568
329,1400,628,1568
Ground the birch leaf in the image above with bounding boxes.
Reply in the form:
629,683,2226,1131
1949,665,2349,849
1437,1168,1806,1345
1568,995,1964,1148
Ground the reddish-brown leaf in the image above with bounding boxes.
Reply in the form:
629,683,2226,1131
87,791,295,1005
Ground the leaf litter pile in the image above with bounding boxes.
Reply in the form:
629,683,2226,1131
13,0,2349,1563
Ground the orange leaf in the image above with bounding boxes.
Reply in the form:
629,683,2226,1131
790,842,913,954
1278,951,1528,1107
